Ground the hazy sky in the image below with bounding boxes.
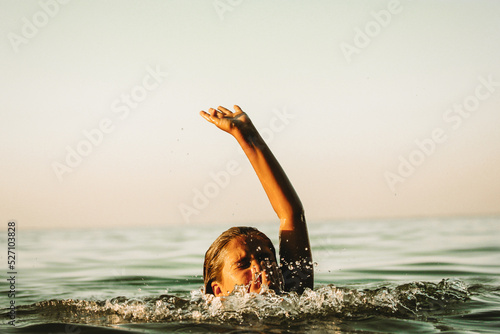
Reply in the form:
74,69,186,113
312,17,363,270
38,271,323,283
1,0,499,229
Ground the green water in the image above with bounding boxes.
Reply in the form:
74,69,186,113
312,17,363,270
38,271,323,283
1,217,499,333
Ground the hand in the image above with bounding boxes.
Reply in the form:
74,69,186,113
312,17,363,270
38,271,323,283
199,105,254,136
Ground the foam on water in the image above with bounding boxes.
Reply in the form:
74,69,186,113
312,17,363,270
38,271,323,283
24,279,469,326
5,218,498,332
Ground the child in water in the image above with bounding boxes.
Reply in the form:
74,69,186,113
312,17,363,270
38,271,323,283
199,105,313,296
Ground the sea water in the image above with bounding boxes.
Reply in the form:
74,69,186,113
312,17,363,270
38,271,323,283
1,216,499,333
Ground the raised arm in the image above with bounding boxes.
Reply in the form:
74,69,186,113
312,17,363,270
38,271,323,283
199,105,313,293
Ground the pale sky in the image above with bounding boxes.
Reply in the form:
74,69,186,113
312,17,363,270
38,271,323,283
1,0,499,229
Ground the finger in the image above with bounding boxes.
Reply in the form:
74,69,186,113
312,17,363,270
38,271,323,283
212,107,227,118
209,108,219,118
199,110,213,123
261,260,277,282
217,106,232,116
269,260,284,291
233,105,243,113
200,110,221,126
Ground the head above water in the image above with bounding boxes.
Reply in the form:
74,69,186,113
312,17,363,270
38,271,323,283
203,226,281,296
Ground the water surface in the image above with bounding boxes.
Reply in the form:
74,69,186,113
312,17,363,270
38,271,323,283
1,217,499,333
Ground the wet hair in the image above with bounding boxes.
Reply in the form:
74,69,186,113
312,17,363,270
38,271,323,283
203,226,276,295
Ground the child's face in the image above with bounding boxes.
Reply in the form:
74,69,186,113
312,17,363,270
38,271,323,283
211,236,280,296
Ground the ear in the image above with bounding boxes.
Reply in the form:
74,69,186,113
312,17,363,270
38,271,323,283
211,281,223,297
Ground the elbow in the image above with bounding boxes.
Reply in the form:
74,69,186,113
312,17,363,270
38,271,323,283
288,202,305,221
279,205,305,230
292,207,305,222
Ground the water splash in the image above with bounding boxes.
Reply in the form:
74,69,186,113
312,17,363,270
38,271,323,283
24,279,469,326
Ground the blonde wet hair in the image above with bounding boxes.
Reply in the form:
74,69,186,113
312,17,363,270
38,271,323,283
203,226,276,294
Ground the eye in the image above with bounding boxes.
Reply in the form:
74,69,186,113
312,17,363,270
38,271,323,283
237,259,250,269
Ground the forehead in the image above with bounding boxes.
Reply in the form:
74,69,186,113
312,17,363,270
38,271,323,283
225,235,273,259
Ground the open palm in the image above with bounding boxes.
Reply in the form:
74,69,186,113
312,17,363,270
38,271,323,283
199,105,252,135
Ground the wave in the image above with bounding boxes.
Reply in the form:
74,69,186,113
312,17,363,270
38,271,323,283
15,278,470,327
